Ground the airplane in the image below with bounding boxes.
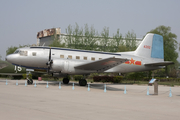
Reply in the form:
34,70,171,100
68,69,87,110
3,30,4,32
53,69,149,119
6,33,174,86
0,59,26,79
0,59,46,84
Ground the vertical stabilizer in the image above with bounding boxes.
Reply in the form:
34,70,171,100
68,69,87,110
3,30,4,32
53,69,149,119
135,33,164,60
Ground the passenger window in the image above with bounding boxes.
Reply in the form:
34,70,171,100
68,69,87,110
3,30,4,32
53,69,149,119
60,55,64,58
84,56,87,60
91,57,95,61
68,55,72,59
32,52,36,56
76,56,80,60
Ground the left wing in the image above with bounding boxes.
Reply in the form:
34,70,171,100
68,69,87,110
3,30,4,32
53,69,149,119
75,57,129,72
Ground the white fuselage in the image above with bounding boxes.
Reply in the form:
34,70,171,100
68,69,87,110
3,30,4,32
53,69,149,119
6,47,162,75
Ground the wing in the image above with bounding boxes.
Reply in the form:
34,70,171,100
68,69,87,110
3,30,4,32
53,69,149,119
75,57,129,72
144,61,174,66
0,73,23,76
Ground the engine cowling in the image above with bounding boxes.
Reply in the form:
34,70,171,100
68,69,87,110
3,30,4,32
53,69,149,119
50,59,64,72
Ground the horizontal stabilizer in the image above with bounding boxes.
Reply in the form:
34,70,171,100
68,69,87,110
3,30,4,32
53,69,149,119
144,61,174,66
75,57,129,72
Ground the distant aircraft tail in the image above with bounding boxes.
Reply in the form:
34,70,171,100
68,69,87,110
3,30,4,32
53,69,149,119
135,33,164,60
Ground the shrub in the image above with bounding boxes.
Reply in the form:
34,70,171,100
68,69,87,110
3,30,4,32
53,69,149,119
74,75,83,81
22,74,32,79
113,76,123,83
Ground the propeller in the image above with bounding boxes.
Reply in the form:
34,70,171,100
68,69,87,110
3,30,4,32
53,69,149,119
46,47,53,74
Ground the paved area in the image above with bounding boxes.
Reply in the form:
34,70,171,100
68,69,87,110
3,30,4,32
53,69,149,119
0,79,180,120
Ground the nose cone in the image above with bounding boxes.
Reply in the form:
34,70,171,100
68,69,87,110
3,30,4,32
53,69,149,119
6,54,16,64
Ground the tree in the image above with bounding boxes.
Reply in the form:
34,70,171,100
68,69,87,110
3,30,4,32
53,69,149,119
100,27,109,52
6,46,19,55
65,24,73,48
147,25,178,76
111,29,123,52
83,24,98,51
125,30,137,51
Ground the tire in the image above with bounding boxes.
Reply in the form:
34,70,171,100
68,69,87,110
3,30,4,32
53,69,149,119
27,79,33,85
79,79,87,86
63,78,69,84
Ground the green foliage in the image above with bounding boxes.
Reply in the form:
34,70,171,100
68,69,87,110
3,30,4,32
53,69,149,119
125,72,145,83
22,74,32,79
125,30,137,51
64,23,137,52
74,75,83,81
93,76,123,83
6,46,18,55
113,76,123,83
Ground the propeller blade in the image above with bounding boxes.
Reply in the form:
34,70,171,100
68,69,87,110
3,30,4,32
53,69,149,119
49,47,51,61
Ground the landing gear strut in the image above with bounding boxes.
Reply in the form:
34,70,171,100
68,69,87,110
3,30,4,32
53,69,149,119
27,78,33,85
63,77,69,84
79,79,87,86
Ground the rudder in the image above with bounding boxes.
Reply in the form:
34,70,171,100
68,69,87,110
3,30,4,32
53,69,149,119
135,33,164,60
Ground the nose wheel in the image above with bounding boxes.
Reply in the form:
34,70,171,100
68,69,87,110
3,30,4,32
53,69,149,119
27,78,33,85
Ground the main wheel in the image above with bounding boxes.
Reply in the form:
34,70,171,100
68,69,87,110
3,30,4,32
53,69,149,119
63,78,69,84
79,79,87,86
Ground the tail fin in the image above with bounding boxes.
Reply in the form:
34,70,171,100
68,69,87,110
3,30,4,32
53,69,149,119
135,33,164,60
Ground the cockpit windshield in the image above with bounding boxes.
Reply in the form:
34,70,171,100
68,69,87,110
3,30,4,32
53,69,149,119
14,49,28,56
14,49,19,54
19,50,28,56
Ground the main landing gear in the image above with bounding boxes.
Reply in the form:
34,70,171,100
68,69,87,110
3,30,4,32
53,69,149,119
63,77,69,84
62,77,87,86
79,79,87,86
27,78,33,85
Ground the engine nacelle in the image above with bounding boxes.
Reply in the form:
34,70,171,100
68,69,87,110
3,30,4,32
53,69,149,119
50,59,87,74
51,59,64,72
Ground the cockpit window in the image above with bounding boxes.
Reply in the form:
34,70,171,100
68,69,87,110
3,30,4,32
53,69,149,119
14,50,19,54
19,50,28,56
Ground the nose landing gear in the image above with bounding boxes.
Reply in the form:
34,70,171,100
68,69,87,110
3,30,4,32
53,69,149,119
27,78,33,85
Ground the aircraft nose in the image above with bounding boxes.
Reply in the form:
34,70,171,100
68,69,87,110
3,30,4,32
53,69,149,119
6,55,14,63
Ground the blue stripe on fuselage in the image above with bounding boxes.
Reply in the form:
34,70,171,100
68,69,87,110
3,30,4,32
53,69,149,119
30,47,121,56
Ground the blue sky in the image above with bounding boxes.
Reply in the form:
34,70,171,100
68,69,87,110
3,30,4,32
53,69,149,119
0,0,180,61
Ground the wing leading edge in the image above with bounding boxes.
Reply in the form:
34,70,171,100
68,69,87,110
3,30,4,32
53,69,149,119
74,57,129,72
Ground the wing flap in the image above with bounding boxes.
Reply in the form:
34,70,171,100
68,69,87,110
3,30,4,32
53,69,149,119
75,57,129,72
144,61,174,66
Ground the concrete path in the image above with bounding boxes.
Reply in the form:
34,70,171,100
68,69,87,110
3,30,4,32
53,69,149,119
0,79,180,120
